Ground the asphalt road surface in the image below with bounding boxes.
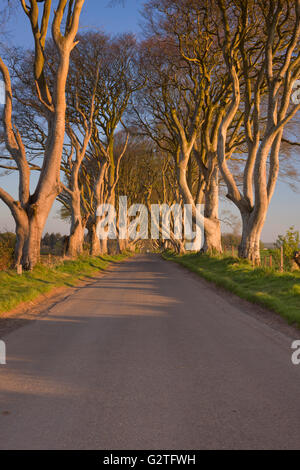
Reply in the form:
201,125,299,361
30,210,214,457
0,254,300,450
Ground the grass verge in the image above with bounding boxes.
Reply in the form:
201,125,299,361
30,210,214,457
163,251,300,326
0,254,128,314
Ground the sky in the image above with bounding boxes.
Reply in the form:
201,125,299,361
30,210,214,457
0,0,299,242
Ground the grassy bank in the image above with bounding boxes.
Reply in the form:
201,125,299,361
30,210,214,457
0,254,128,314
163,251,300,326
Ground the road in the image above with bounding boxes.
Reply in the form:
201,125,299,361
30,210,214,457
0,254,300,450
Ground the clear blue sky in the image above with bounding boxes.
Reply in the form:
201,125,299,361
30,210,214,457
6,0,143,44
0,0,299,242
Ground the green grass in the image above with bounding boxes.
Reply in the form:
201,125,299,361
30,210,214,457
0,254,128,314
163,251,300,326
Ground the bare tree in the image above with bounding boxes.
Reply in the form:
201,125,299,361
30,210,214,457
83,33,141,254
139,1,247,253
0,0,85,269
59,35,101,256
216,0,300,262
133,31,225,252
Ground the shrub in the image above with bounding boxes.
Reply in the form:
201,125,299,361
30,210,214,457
275,226,300,268
0,232,15,270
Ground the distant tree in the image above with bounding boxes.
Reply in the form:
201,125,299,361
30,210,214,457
221,232,241,250
42,232,51,246
276,226,300,259
42,232,63,251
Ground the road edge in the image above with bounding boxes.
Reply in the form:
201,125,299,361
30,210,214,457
0,255,132,338
162,253,300,339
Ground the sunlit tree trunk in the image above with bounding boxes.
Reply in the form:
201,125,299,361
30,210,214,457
203,167,222,253
67,192,84,257
88,221,101,256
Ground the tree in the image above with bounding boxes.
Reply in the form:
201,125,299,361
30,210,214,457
0,0,85,269
276,226,300,259
116,135,186,252
83,33,141,254
59,34,101,256
216,0,300,262
3,33,100,257
133,31,224,252
139,0,247,253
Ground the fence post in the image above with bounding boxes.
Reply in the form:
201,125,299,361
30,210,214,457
280,246,284,272
16,264,22,275
269,255,272,269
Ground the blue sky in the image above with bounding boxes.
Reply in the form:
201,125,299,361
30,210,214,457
6,0,143,43
0,0,299,241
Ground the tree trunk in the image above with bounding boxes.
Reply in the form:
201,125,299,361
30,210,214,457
100,238,108,255
238,211,264,263
177,158,221,253
174,239,186,254
22,215,43,270
88,222,101,256
118,239,128,252
20,194,63,270
68,221,84,257
162,240,171,250
128,243,137,253
14,217,29,267
67,192,84,257
203,167,222,253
